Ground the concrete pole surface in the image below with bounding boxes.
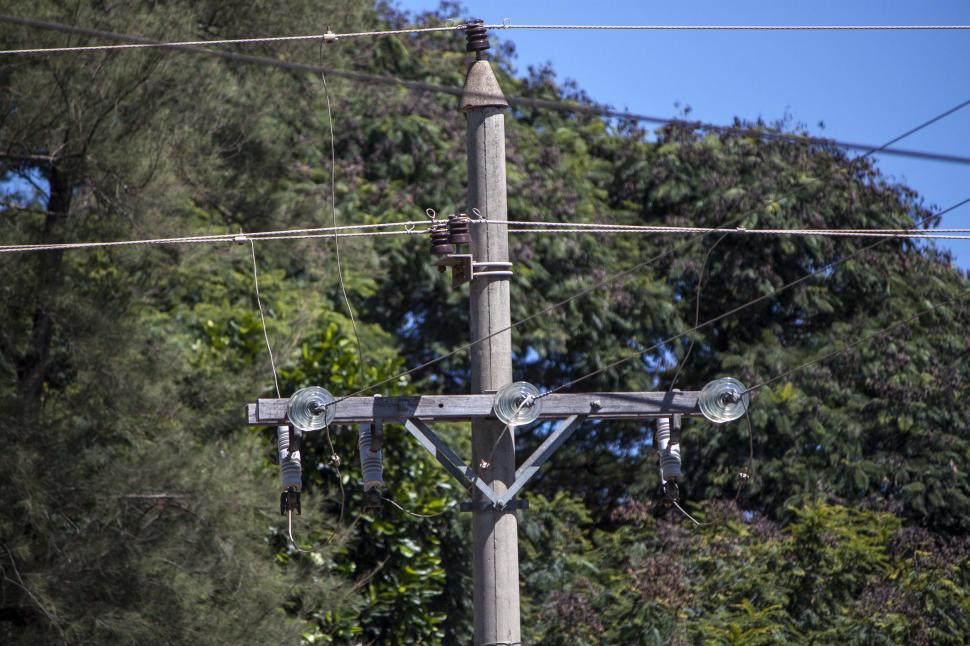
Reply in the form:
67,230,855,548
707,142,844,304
462,58,521,646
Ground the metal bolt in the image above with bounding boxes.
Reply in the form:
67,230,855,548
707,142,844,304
590,400,602,411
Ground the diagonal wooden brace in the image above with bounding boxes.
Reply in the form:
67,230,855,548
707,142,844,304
403,418,501,507
496,414,588,507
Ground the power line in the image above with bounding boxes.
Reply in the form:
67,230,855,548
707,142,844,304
4,15,970,166
9,218,970,255
534,197,970,398
744,296,957,395
5,19,969,55
0,23,463,55
488,23,970,31
0,221,427,254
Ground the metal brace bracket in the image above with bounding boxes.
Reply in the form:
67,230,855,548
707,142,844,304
403,418,501,507
460,499,528,512
403,412,591,512
436,255,513,287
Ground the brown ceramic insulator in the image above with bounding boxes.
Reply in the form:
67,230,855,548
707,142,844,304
430,225,455,256
448,215,472,245
465,19,490,55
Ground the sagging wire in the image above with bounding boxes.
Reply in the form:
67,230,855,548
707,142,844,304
667,232,729,392
380,496,448,519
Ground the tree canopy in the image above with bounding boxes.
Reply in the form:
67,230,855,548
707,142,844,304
1,1,968,643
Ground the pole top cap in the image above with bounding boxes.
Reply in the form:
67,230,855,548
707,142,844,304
459,60,508,112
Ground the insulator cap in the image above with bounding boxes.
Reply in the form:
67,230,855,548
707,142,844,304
430,225,455,256
465,19,490,55
448,215,472,245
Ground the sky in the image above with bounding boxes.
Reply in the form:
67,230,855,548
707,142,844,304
395,0,970,268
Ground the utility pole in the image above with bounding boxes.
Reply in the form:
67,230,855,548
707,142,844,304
246,20,745,645
461,21,520,646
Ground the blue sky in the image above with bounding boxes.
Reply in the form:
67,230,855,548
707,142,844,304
395,0,970,268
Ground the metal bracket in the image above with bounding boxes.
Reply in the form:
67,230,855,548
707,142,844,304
496,414,588,507
403,412,593,511
403,418,501,507
460,498,528,512
436,255,513,287
436,254,473,287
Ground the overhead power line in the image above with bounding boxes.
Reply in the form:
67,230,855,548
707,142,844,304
5,19,970,54
534,197,970,397
3,15,970,166
0,24,464,55
6,220,970,254
488,23,970,31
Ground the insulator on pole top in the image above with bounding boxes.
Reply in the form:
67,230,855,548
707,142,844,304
698,377,749,423
493,381,542,426
464,19,490,57
287,386,336,432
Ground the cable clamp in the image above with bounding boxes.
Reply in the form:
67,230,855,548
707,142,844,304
322,30,338,43
233,234,248,245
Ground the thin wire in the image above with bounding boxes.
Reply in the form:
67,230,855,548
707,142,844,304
5,16,970,167
744,296,957,395
0,220,427,254
249,240,281,398
861,99,970,157
536,197,970,398
319,66,366,385
0,23,464,55
5,20,968,55
380,496,448,518
333,214,750,403
323,425,346,528
488,23,970,31
668,233,728,392
671,500,714,527
287,508,313,553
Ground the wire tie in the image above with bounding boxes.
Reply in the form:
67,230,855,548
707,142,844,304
502,18,512,29
323,30,337,43
425,207,437,222
404,222,416,234
736,226,747,232
471,207,483,220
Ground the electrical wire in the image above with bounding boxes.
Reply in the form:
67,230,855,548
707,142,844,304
667,232,729,392
380,496,448,519
0,221,428,254
318,63,366,386
332,213,753,403
249,239,281,399
488,23,970,31
4,19,969,55
743,296,958,396
4,15,970,166
0,23,464,55
534,197,970,399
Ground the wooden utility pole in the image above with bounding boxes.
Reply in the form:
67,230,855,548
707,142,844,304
461,21,520,646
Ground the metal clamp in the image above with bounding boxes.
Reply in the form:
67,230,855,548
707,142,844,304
460,499,528,512
472,261,513,279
